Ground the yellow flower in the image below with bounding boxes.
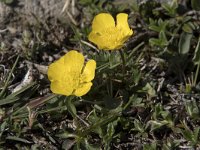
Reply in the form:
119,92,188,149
88,13,133,50
47,50,96,96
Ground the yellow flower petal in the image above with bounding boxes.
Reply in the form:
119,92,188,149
81,60,96,82
48,56,74,95
63,50,84,89
88,13,133,50
48,56,65,82
48,50,84,96
89,29,123,50
50,81,73,96
88,32,109,49
48,50,96,96
91,13,115,33
63,50,84,75
116,13,133,35
73,82,93,96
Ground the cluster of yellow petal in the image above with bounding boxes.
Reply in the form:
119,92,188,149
47,50,96,96
88,13,133,50
48,13,132,96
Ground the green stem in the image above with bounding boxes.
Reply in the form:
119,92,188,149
65,96,77,118
66,96,89,126
194,63,200,86
119,50,126,77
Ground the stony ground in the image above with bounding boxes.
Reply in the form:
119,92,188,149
0,0,200,149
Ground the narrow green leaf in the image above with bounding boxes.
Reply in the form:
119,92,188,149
148,120,168,131
127,42,144,64
182,23,193,33
0,56,19,98
6,136,32,143
56,131,77,139
0,82,35,106
142,83,156,97
194,127,200,142
0,121,7,137
193,39,200,65
181,129,193,141
62,140,76,150
161,1,177,17
149,25,161,32
7,82,35,99
0,97,20,106
178,32,192,54
159,31,168,46
27,93,56,109
134,119,144,133
184,101,193,117
107,122,115,138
